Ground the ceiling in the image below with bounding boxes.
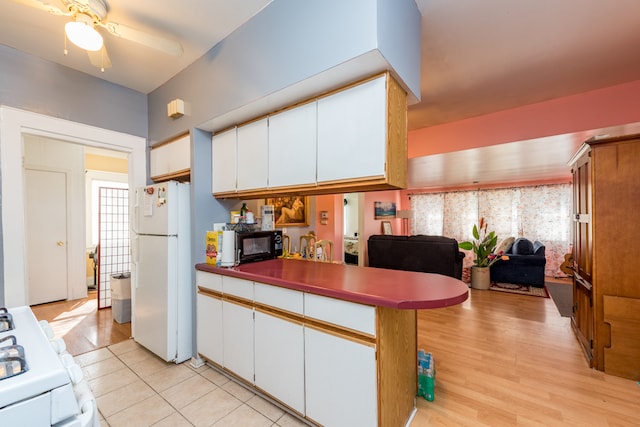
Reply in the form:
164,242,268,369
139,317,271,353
2,0,640,189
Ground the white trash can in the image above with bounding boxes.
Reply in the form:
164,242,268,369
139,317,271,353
111,273,131,323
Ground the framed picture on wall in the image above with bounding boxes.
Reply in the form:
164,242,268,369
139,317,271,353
374,201,396,219
265,196,309,227
381,221,393,235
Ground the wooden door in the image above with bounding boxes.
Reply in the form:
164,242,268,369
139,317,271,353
25,168,68,305
573,156,592,283
571,156,594,364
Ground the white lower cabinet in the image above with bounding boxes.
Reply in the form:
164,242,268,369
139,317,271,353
304,327,377,427
196,292,223,366
196,271,389,426
222,300,254,382
254,310,305,414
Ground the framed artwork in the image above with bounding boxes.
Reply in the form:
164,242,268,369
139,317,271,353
381,221,393,235
374,201,396,219
265,196,309,227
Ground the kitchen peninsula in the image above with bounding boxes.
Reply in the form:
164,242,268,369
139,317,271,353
196,259,468,427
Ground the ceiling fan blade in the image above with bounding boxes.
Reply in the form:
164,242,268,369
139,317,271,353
7,0,69,16
87,46,112,71
98,21,183,56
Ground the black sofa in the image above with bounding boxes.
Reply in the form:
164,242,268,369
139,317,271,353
367,235,465,279
490,237,546,287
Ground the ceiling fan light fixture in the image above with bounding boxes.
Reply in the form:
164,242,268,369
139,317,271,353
65,14,103,51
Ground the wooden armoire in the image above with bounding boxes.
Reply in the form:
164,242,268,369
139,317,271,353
569,133,640,380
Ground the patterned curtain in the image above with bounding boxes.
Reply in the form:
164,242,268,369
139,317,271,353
411,184,572,277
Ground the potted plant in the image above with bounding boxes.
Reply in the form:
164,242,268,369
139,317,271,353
459,218,508,289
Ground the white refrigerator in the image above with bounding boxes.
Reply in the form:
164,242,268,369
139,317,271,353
132,181,192,363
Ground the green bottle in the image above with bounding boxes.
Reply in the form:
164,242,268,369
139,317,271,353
240,203,248,221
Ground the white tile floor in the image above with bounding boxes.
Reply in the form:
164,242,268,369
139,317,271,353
77,339,309,427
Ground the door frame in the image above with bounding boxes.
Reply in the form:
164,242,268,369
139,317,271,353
0,106,146,307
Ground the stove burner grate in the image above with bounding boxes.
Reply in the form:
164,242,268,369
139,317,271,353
0,307,15,333
0,335,28,380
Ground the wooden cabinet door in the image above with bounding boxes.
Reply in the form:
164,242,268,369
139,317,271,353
572,276,594,364
304,327,377,427
573,157,592,283
237,118,268,191
222,300,254,382
254,310,305,414
317,76,387,183
212,128,237,194
196,292,223,366
571,154,594,364
268,102,317,189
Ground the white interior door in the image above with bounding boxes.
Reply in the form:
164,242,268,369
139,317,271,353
25,169,68,305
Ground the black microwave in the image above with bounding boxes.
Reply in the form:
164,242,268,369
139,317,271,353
236,230,283,264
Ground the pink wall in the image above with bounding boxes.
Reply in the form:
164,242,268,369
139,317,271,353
314,194,344,261
408,79,640,158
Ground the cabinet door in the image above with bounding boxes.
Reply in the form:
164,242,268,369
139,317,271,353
151,135,190,180
149,144,169,178
573,158,592,283
572,276,594,363
222,300,254,382
196,293,223,366
212,128,237,194
254,311,305,414
237,118,268,191
304,327,377,427
268,102,317,188
167,134,190,175
317,76,387,183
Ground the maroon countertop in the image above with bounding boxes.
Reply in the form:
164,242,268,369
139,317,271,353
196,259,468,310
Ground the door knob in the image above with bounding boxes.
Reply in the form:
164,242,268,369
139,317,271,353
57,241,64,246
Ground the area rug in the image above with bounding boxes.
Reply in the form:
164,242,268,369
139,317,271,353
489,282,549,298
545,281,573,317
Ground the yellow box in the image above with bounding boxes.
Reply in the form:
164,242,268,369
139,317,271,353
205,231,221,265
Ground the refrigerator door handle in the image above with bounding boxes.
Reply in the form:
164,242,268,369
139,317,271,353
132,235,139,264
133,203,139,234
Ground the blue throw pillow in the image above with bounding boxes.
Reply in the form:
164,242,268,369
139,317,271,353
512,238,534,255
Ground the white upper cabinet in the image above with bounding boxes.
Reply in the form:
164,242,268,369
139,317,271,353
150,133,190,181
237,118,269,191
211,72,407,198
317,76,387,183
268,102,317,189
211,127,237,194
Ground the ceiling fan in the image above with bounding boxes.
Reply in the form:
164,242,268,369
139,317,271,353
10,0,183,71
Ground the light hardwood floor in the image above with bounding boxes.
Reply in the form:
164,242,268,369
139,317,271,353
32,291,131,356
414,286,640,426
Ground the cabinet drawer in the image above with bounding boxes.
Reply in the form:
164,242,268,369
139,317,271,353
196,271,222,292
254,282,303,315
223,276,254,301
304,293,376,336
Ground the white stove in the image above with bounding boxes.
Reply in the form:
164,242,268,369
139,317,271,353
0,306,98,426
